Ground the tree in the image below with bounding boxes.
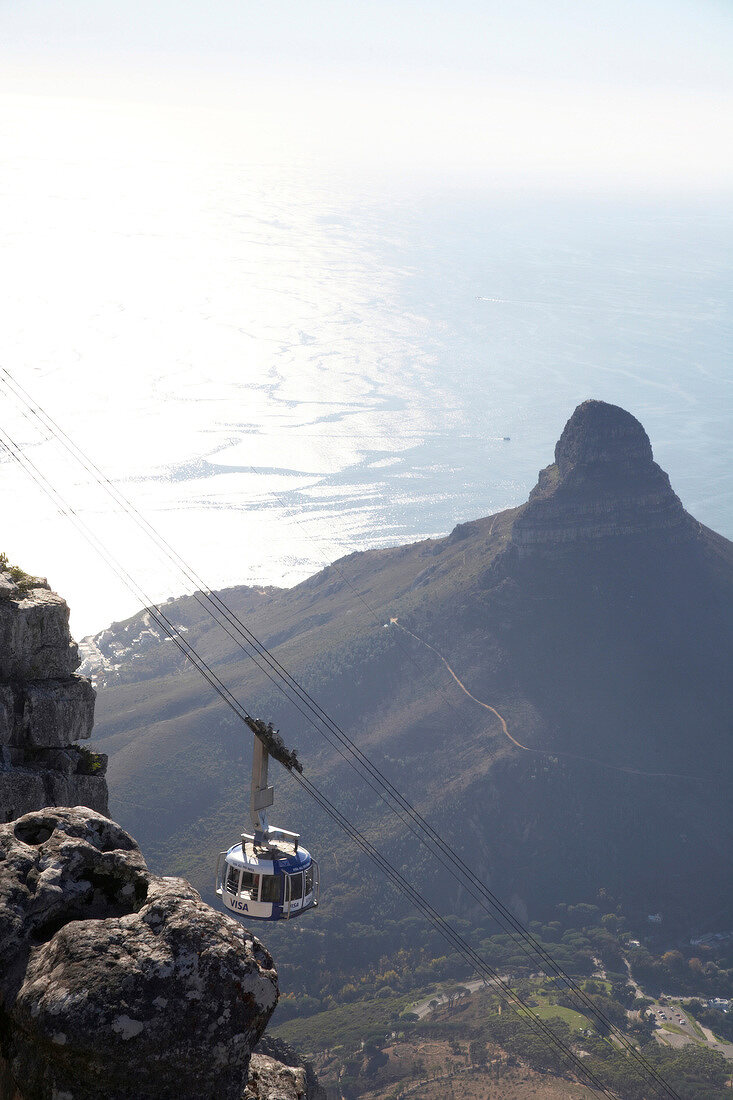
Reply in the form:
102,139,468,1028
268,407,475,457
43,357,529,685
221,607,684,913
470,1038,488,1065
610,980,637,1007
441,981,469,1009
669,1044,728,1088
662,950,684,971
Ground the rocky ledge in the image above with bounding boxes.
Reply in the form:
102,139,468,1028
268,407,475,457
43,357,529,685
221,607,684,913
0,807,279,1100
510,399,691,552
0,572,106,821
249,1037,325,1100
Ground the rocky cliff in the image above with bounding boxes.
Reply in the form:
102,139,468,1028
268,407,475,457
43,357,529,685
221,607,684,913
0,572,107,821
0,805,323,1100
0,573,324,1100
510,399,690,552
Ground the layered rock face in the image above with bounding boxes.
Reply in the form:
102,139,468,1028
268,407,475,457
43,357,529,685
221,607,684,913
0,807,279,1100
0,573,106,820
511,399,690,552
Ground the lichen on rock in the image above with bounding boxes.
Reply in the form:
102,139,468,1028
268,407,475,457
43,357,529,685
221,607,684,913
0,807,279,1100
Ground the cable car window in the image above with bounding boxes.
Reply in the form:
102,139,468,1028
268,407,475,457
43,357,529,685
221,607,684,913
305,867,314,896
226,864,241,895
289,872,303,901
260,875,283,904
240,871,260,899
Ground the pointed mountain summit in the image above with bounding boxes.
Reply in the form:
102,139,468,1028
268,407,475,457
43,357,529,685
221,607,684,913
512,399,689,551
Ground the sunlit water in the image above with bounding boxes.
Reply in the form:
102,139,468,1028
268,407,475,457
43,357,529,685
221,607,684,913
0,97,730,637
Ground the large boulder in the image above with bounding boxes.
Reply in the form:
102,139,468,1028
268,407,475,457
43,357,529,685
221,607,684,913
0,807,278,1100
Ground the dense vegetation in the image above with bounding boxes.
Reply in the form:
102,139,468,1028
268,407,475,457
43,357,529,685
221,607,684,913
269,898,733,1097
630,944,733,998
267,896,733,1027
307,978,731,1100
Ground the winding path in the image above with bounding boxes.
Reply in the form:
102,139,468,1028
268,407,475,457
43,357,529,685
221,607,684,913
388,619,708,784
389,619,528,751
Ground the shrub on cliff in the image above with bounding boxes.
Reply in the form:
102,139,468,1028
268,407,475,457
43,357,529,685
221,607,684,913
0,552,35,592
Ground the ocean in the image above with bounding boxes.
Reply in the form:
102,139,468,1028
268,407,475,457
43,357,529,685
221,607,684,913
0,111,730,636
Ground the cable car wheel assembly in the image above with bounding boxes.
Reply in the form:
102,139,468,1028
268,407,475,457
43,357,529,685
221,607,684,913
216,717,320,922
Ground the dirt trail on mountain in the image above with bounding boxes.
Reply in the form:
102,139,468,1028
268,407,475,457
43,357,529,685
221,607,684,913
389,619,528,751
389,619,708,784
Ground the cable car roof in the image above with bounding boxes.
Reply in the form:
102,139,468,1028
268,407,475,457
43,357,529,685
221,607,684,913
225,840,312,876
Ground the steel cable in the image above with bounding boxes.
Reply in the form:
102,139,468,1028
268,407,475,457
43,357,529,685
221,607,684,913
0,420,626,1098
0,376,683,1099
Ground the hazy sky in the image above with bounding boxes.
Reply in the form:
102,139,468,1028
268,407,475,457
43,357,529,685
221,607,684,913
3,0,733,189
4,0,732,87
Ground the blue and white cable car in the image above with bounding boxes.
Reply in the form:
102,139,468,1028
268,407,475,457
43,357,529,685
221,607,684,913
216,721,319,922
217,836,318,921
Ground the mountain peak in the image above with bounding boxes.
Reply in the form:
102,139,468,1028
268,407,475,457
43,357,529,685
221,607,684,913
511,399,689,551
554,399,653,475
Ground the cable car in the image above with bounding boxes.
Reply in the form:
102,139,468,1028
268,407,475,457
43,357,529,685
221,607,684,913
216,720,319,921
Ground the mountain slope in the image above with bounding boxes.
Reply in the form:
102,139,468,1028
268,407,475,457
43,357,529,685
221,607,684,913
84,400,733,933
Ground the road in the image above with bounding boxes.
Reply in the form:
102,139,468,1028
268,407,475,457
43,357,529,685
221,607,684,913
649,1000,733,1061
388,619,707,780
410,978,498,1019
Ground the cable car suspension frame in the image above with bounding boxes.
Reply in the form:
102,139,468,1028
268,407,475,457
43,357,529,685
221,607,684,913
215,718,319,922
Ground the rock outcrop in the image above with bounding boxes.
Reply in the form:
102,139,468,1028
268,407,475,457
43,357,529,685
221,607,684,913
250,1037,326,1100
510,399,691,552
0,573,106,821
245,1055,309,1100
0,567,324,1100
0,807,279,1100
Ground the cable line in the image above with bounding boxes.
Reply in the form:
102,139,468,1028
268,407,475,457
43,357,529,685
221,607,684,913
0,374,682,1100
0,375,683,1100
0,421,620,1100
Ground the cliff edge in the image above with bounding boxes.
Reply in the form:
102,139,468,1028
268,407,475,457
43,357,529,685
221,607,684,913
0,570,106,821
0,572,323,1099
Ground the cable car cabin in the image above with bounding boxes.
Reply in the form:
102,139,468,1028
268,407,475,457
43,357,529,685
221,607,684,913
217,722,319,921
216,832,319,921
